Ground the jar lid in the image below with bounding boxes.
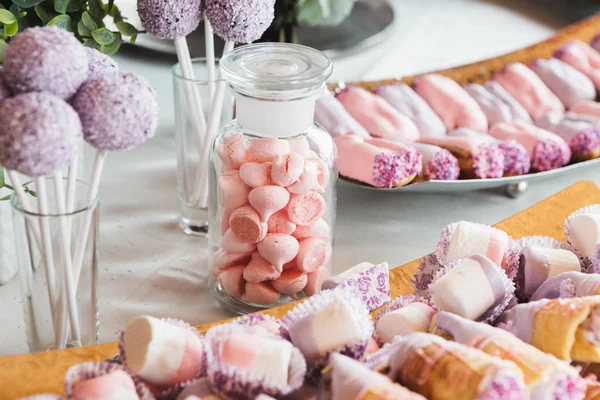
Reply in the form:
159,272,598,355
220,43,333,101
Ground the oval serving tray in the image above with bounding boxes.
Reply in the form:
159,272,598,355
329,13,600,193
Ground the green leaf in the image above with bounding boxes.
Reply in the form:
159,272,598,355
47,13,72,31
115,21,136,37
81,11,97,30
53,0,69,14
83,37,100,49
4,20,18,36
34,3,54,24
0,9,16,24
0,167,4,188
128,33,136,44
0,194,11,201
88,0,104,19
100,32,120,55
91,27,115,45
77,19,90,36
0,40,7,62
10,0,44,9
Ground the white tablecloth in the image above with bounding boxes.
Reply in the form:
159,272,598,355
2,0,599,355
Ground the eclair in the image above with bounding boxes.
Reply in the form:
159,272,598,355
394,139,460,181
555,40,600,89
530,58,596,108
314,91,370,138
535,111,600,161
464,81,531,126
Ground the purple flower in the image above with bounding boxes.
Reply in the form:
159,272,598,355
356,276,371,295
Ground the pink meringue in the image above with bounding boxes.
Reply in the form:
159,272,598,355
296,237,332,272
292,218,330,240
218,265,245,298
242,282,281,305
218,134,248,169
248,138,290,163
239,161,273,188
229,205,268,243
267,209,297,235
221,228,257,253
304,266,330,296
256,234,300,272
248,186,290,223
243,251,282,283
217,170,251,210
288,137,312,157
271,152,305,186
287,192,326,226
271,269,308,297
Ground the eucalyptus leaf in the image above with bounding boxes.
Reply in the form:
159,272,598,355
0,167,4,188
0,40,7,62
10,0,44,9
115,21,136,37
77,19,90,36
128,33,136,44
91,27,114,45
66,0,83,12
34,3,55,24
0,9,16,24
4,20,18,36
0,194,11,201
0,4,4,9
47,13,72,31
108,3,121,20
81,11,97,30
88,0,104,19
83,37,100,49
54,0,69,14
100,31,120,54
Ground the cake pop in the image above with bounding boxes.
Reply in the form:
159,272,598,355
205,0,275,44
138,0,203,40
84,47,119,79
2,27,88,100
0,69,11,101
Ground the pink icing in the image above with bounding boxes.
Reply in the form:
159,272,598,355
71,370,137,399
555,40,600,89
165,330,205,385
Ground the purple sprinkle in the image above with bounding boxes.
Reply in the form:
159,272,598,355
497,140,530,176
472,143,504,178
425,148,459,180
531,139,571,171
372,148,422,188
3,27,88,100
570,127,600,154
205,0,275,44
138,0,203,40
84,47,119,80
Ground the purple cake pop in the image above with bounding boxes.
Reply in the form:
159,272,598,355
3,27,88,100
84,47,119,79
0,69,11,101
0,92,81,177
205,0,275,44
138,0,203,40
72,72,158,151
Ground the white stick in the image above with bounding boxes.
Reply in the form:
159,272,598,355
196,41,235,207
66,156,78,215
204,20,216,102
52,171,82,347
7,171,42,250
35,177,64,349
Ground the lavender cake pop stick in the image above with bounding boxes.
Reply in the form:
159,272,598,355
205,19,216,101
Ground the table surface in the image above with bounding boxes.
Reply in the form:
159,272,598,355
2,0,600,355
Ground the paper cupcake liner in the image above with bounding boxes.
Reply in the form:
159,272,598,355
106,352,123,365
282,286,374,381
503,238,520,282
364,336,403,373
118,318,207,398
372,294,431,346
64,362,155,400
564,204,600,269
333,262,391,312
204,323,306,399
232,313,289,339
411,254,443,300
428,257,515,325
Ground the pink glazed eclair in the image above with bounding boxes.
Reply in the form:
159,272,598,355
489,121,571,171
374,83,446,137
413,73,488,132
464,81,532,126
571,100,600,117
335,86,419,140
494,62,565,119
555,40,600,89
314,91,370,138
334,134,422,188
529,58,596,108
535,111,600,161
394,138,460,181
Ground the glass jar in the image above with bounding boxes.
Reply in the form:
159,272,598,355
208,43,336,314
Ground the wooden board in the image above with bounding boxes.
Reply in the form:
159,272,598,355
0,180,599,399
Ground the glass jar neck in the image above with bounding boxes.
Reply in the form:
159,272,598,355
236,94,318,137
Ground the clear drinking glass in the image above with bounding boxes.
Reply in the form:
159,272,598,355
173,58,235,236
11,178,99,352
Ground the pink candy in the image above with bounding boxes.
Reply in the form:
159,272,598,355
215,135,333,303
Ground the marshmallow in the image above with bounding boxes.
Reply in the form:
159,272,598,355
72,370,139,400
288,297,363,363
248,185,290,222
464,81,532,126
176,378,219,400
296,237,331,272
241,282,281,305
314,91,371,138
239,161,273,188
221,333,293,385
444,221,509,266
304,267,330,296
229,205,268,243
530,58,596,108
218,134,248,169
123,316,205,386
217,170,251,209
271,269,308,297
267,209,296,235
567,214,600,259
249,138,290,163
287,192,326,226
256,234,300,272
271,152,304,187
518,245,580,298
221,228,256,253
366,337,380,355
243,251,282,283
375,302,436,344
218,264,245,298
292,218,330,240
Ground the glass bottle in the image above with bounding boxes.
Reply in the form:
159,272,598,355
208,43,336,314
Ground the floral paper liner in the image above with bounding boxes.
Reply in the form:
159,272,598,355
64,361,155,400
411,254,442,300
118,318,207,400
204,323,306,399
428,257,515,325
372,294,431,346
330,262,391,312
364,337,403,373
232,313,289,339
564,204,600,270
282,286,374,381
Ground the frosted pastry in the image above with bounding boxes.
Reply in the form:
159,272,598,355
418,135,504,179
375,83,446,137
435,312,585,400
413,73,488,132
389,333,526,400
531,271,600,301
565,206,600,266
122,316,205,386
430,254,513,322
494,62,565,119
571,100,600,118
393,139,460,181
530,58,596,108
555,40,600,89
256,234,299,272
248,186,290,222
517,244,581,300
375,299,436,344
314,91,370,137
464,81,532,125
335,86,420,140
334,134,421,188
448,128,531,176
489,121,571,171
329,353,425,400
218,134,248,169
535,111,600,161
500,296,600,362
229,205,268,243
